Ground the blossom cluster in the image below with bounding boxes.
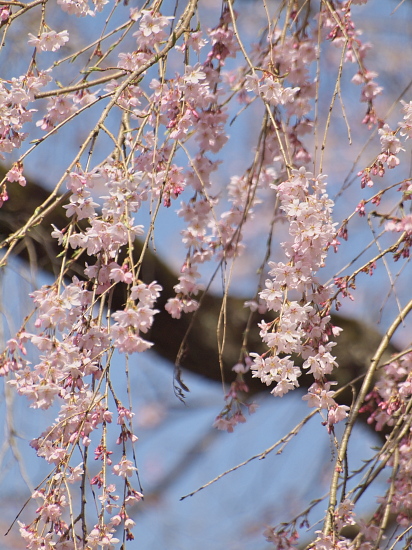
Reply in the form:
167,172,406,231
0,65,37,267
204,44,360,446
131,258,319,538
361,352,412,526
357,101,412,262
57,0,107,17
28,29,70,52
377,123,403,169
1,157,166,546
0,72,51,160
250,168,349,428
213,366,258,433
319,1,382,123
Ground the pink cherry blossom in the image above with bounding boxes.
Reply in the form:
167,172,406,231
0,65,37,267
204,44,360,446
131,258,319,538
28,30,69,51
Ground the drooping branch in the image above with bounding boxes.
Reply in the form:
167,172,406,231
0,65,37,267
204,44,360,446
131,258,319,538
0,171,396,402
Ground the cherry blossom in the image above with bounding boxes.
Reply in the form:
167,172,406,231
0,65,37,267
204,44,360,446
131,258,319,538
2,1,412,548
28,30,69,52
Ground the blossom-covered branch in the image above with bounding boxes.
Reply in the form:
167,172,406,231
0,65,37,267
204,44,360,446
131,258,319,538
1,0,412,548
